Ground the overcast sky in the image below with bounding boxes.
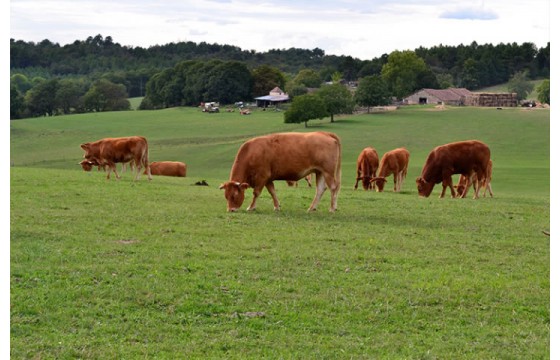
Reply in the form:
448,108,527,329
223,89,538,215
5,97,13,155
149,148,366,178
10,0,551,60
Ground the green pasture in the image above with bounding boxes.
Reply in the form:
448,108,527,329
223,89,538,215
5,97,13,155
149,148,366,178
11,105,550,358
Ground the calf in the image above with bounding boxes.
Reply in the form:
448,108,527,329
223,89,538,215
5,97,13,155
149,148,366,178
353,147,379,190
372,148,410,192
144,161,187,177
455,159,494,198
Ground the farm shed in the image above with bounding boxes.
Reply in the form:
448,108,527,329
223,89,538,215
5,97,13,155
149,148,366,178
404,88,472,106
255,87,290,108
464,93,518,107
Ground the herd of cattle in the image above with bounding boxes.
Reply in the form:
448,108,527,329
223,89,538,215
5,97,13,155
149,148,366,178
79,132,493,212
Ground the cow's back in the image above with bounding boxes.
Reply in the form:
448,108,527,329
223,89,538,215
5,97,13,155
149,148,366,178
423,140,490,181
232,132,341,184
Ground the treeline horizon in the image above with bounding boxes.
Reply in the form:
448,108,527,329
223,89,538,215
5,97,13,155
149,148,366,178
11,35,550,90
10,34,550,119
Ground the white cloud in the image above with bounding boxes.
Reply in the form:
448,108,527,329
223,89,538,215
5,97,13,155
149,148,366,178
440,7,498,20
10,0,550,59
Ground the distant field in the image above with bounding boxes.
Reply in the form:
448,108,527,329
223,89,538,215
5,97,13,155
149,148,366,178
128,97,143,110
10,105,550,358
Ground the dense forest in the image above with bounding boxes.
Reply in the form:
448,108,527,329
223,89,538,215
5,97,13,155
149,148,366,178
10,35,550,118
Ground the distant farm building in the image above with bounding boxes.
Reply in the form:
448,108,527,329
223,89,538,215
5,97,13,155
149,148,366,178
255,87,290,108
404,88,472,106
405,88,518,107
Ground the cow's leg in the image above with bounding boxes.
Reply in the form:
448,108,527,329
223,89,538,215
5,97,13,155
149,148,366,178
393,172,398,192
472,170,484,199
247,185,264,211
313,172,339,212
459,177,470,198
440,176,455,198
353,171,361,190
265,182,281,211
305,175,312,187
308,173,328,212
107,163,120,180
485,182,494,197
329,175,340,212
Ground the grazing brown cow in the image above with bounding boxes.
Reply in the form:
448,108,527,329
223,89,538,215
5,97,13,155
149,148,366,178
373,147,410,192
455,159,494,198
80,136,152,180
220,132,342,212
353,147,379,190
144,161,187,177
286,174,313,188
416,140,490,198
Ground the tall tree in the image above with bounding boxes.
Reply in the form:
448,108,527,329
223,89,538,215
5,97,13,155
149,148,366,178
507,71,534,101
537,79,550,104
83,79,130,112
284,94,328,128
205,61,252,104
55,78,88,114
381,50,433,99
354,75,390,112
251,65,286,97
460,58,480,89
292,69,322,88
10,85,25,119
25,78,59,116
316,84,354,122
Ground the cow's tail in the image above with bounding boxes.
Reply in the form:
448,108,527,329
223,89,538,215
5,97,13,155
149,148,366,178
329,133,342,193
142,138,152,180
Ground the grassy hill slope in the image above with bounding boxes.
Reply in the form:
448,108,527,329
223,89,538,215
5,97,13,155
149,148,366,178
10,105,550,358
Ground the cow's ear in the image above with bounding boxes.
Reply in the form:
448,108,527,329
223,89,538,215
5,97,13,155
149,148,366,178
80,143,89,150
219,183,226,190
239,183,250,190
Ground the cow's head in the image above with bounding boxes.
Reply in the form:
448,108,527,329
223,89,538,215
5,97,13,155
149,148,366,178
416,177,435,197
79,159,94,172
372,177,387,192
357,176,374,190
219,181,250,212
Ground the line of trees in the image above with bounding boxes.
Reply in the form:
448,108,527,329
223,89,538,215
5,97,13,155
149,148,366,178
10,35,550,119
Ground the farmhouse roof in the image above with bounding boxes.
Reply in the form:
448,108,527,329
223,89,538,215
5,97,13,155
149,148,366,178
270,87,285,95
254,94,290,102
422,88,472,101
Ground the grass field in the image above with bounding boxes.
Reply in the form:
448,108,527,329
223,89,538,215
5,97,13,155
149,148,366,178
10,105,550,358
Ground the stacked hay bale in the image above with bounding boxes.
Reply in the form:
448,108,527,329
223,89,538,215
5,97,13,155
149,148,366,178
465,93,518,107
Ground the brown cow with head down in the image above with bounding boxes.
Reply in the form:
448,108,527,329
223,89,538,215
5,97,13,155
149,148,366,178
373,147,410,192
144,161,187,177
353,147,379,191
80,136,152,181
220,131,342,212
455,159,494,198
416,140,490,198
